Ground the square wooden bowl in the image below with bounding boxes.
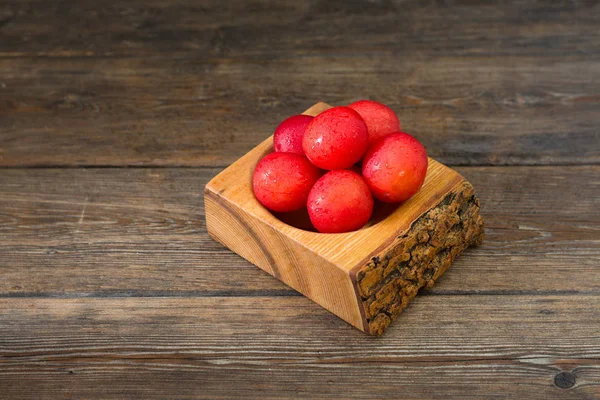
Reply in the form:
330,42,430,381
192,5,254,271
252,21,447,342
205,102,484,335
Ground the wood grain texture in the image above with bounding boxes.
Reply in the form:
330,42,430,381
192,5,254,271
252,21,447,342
1,0,600,395
1,0,599,166
357,181,484,335
1,165,598,297
1,0,599,58
0,296,599,399
0,167,292,297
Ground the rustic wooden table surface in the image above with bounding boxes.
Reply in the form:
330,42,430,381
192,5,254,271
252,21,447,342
1,1,599,399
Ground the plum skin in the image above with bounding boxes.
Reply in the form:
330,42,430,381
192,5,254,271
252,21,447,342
348,100,400,145
273,114,314,155
307,170,374,233
362,132,428,203
302,106,368,170
252,152,321,212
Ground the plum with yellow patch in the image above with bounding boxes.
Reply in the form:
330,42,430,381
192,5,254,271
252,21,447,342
362,133,428,203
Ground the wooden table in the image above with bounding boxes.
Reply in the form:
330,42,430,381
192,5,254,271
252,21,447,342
1,1,599,398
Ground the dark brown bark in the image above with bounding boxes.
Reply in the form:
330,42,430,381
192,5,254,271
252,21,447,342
356,182,484,335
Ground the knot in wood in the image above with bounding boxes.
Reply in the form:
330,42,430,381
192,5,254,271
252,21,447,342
554,371,575,389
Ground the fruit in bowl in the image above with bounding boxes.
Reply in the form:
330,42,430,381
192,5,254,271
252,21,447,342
252,152,321,213
348,99,400,145
302,106,369,170
307,170,374,234
252,100,428,233
273,115,314,155
362,132,428,203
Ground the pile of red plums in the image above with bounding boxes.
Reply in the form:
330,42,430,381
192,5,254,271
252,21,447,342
252,100,428,233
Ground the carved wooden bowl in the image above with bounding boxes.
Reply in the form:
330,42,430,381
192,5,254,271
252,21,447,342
205,102,484,335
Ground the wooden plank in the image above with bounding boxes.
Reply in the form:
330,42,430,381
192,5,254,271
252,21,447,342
0,0,598,58
0,1,599,167
0,166,598,297
0,167,291,296
0,296,598,399
1,56,598,167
